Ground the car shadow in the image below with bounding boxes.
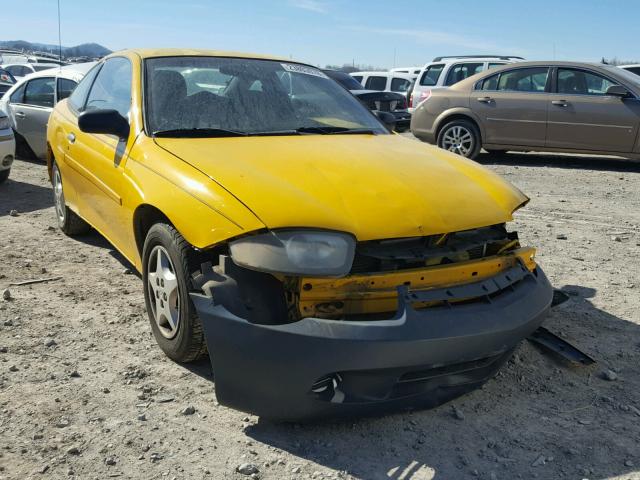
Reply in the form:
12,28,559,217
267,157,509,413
0,177,53,217
476,151,640,173
70,232,139,277
240,284,640,480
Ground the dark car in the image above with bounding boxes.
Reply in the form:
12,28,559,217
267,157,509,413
323,69,412,132
0,68,16,96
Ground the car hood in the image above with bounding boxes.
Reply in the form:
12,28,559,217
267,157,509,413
154,134,528,241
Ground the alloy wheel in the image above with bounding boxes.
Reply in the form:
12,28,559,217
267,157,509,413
147,246,181,339
53,166,66,224
441,125,474,157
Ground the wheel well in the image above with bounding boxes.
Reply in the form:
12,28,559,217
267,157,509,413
133,205,172,256
436,114,482,143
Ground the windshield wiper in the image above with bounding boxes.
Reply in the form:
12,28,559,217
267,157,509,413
294,126,378,135
153,128,248,138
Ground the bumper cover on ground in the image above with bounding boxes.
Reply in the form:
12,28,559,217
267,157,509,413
190,262,552,420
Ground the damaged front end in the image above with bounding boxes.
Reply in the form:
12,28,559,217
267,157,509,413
190,224,553,420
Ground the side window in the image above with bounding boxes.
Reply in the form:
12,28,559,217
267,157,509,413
9,83,26,103
627,67,640,76
85,57,132,118
497,67,549,92
481,74,499,91
557,68,616,95
419,64,444,86
445,62,484,86
390,77,411,92
57,78,78,102
5,66,20,77
68,64,102,111
23,77,55,107
365,76,387,91
351,75,363,83
488,62,506,70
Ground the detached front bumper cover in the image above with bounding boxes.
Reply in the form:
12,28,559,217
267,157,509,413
190,262,552,421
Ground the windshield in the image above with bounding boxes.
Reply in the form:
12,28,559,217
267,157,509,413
145,56,387,136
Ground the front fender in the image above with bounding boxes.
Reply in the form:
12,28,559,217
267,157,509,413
122,137,265,269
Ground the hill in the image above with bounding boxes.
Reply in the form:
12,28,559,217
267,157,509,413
0,40,112,58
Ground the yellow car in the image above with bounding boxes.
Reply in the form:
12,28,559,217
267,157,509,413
46,49,552,420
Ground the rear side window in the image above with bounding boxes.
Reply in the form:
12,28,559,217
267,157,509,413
57,78,78,102
365,76,387,91
445,63,484,86
419,64,444,86
9,84,26,103
351,75,363,83
557,68,616,95
481,74,499,91
390,77,411,92
68,63,102,111
23,77,55,107
488,62,506,69
625,67,640,76
497,67,549,92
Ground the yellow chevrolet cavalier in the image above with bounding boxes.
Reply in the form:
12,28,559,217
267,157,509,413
47,49,552,420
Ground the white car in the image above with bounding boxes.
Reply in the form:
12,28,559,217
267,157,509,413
619,64,640,76
0,62,95,159
350,71,415,96
0,112,15,183
408,55,523,112
0,63,61,79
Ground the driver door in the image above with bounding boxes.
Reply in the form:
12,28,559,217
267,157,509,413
64,57,133,249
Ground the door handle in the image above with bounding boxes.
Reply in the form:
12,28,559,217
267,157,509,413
552,100,569,107
477,96,493,103
67,133,76,144
14,111,26,118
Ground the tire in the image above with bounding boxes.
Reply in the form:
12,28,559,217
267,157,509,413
437,119,481,159
51,162,91,235
142,223,207,363
0,169,9,184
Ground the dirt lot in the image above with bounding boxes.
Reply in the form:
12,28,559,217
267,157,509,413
1,146,640,480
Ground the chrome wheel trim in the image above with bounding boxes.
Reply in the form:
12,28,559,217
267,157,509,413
441,125,474,157
53,166,66,224
147,246,180,339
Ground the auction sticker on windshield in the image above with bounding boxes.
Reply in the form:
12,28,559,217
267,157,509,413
281,63,328,78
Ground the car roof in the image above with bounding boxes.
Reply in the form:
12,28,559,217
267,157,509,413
111,48,292,63
449,61,640,90
620,64,640,68
350,71,415,78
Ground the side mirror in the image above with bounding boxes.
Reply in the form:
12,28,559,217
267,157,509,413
78,109,130,139
374,110,397,132
606,85,631,98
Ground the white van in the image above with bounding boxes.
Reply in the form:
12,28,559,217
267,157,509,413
350,71,415,96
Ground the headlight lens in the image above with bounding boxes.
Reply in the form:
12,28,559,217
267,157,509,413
0,117,9,130
230,230,356,277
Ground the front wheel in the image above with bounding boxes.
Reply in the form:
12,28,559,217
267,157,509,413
437,120,481,159
142,223,207,363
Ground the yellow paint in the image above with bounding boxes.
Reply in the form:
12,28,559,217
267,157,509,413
47,48,531,275
297,248,536,317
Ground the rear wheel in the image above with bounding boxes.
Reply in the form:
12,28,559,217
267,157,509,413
142,223,207,363
437,120,481,159
52,162,91,235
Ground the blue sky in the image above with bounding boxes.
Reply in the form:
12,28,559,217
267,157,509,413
4,0,639,68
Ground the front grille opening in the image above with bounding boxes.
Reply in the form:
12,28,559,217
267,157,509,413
351,224,518,274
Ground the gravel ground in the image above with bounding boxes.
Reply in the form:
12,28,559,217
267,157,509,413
1,146,639,480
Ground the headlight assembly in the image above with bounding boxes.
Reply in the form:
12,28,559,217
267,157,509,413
229,230,356,277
